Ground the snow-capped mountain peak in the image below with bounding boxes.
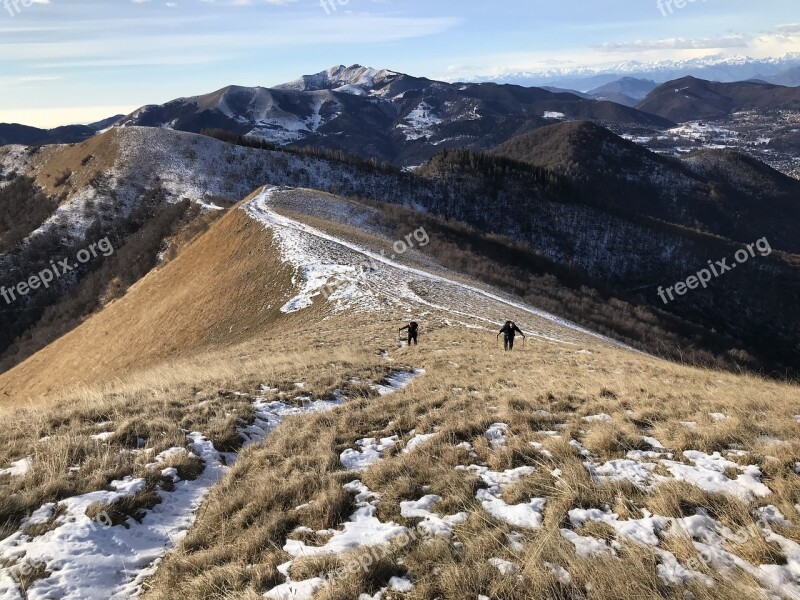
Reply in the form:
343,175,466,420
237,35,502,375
275,64,401,94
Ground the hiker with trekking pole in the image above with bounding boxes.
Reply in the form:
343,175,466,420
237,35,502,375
497,320,525,351
399,321,419,346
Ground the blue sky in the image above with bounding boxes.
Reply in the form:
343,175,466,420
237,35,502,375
1,0,798,127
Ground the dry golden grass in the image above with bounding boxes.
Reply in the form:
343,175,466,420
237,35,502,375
0,307,797,598
39,322,780,600
0,192,798,599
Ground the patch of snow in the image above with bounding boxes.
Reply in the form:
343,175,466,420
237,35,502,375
569,439,594,458
569,507,667,546
584,459,656,487
485,423,509,449
0,457,32,477
756,505,790,526
643,436,665,449
341,436,400,471
560,529,615,558
396,101,443,141
403,433,437,454
488,557,519,575
506,531,525,552
662,451,771,502
374,370,425,396
399,495,467,538
654,549,713,586
476,491,545,529
283,481,408,558
544,562,572,585
582,413,612,423
388,576,414,593
0,434,227,599
529,441,553,459
265,577,326,600
457,464,544,529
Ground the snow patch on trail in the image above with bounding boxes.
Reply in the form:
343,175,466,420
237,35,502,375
374,369,425,396
0,434,227,600
0,375,414,599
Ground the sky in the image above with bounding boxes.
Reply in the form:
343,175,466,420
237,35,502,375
1,0,798,128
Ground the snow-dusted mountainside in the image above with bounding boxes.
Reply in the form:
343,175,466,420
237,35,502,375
118,64,673,166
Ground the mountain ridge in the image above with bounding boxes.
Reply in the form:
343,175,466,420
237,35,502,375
116,65,673,166
637,76,800,121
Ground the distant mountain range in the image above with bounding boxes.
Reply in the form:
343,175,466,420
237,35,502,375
3,60,800,162
467,53,800,91
0,115,123,146
115,65,672,166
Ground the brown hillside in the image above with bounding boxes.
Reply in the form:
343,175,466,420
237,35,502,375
0,189,296,404
19,129,122,198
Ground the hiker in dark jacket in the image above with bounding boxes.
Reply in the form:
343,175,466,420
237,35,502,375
399,321,419,345
497,320,525,351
